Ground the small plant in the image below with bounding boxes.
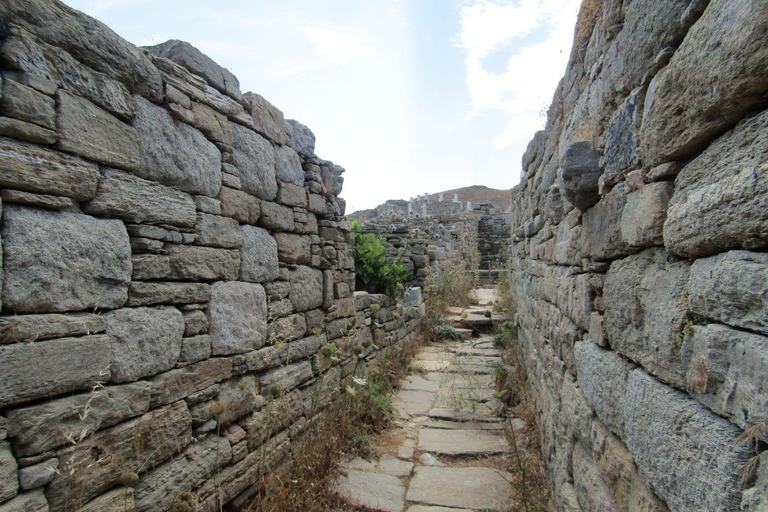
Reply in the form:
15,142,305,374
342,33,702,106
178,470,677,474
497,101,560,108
353,230,409,296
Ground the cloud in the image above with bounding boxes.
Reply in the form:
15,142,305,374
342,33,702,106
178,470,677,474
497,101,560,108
298,26,373,65
456,0,581,148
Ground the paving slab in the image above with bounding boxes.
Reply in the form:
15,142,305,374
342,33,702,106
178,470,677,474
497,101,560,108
451,347,502,357
400,375,441,392
418,428,508,456
394,398,431,417
428,404,501,423
334,469,406,512
406,466,511,510
423,419,505,430
411,359,451,372
406,506,473,512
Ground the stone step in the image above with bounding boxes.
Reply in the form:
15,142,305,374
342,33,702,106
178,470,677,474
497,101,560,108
418,427,508,456
406,467,512,510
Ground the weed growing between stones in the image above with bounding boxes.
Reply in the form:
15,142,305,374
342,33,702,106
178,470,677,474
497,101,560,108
735,419,767,488
424,255,478,339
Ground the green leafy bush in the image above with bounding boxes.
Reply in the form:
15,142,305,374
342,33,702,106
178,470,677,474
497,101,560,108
353,226,409,296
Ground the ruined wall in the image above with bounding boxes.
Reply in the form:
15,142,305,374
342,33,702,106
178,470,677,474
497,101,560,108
0,2,424,511
509,0,768,511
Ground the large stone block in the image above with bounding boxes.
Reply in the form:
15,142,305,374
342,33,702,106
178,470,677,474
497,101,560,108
2,205,131,313
557,141,602,212
76,487,135,512
105,306,184,383
194,212,243,248
219,186,260,224
274,233,311,264
0,312,105,343
258,200,295,231
572,442,618,512
274,145,304,187
209,281,268,355
239,225,279,282
242,92,289,145
6,381,152,457
0,115,56,145
0,76,55,129
0,335,111,408
166,245,240,281
215,375,263,427
604,248,690,387
639,0,768,165
243,333,326,373
83,168,196,227
130,253,171,281
580,183,628,261
603,90,642,179
663,110,768,258
284,265,324,312
258,361,313,395
147,357,232,407
0,489,47,512
0,137,100,200
0,441,17,503
286,119,315,157
132,95,221,197
127,282,210,307
232,124,277,201
268,313,307,344
56,90,141,170
620,181,673,248
46,401,192,512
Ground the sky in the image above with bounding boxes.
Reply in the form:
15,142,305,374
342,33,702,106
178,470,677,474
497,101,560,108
64,0,582,212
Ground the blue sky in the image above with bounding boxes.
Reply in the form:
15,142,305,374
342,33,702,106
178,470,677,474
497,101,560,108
65,0,581,212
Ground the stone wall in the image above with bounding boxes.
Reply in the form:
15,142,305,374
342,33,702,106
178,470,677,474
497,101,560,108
0,2,424,511
509,0,768,511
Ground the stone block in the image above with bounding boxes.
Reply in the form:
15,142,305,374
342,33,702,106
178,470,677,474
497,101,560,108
76,487,134,512
603,248,690,387
179,335,211,365
0,489,47,512
131,254,171,281
183,310,209,337
276,181,307,207
259,201,295,231
132,95,221,197
243,390,304,448
274,146,304,186
664,110,768,258
194,212,243,248
0,312,105,343
580,183,628,261
572,442,618,512
269,313,307,344
219,186,260,224
274,233,311,264
240,225,279,282
18,459,57,490
0,441,17,503
2,206,131,313
56,90,140,170
83,168,197,227
127,282,210,306
243,333,326,372
557,141,602,211
284,265,324,312
194,195,221,215
209,281,268,355
0,77,55,129
620,181,673,248
242,92,289,145
147,358,233,407
232,124,277,201
105,306,184,383
0,189,72,210
308,193,326,214
0,115,56,144
286,119,315,157
6,381,151,457
166,245,240,281
215,375,263,427
258,361,313,395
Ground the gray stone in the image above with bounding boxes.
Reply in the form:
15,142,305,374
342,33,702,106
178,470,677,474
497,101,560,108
6,381,151,457
242,92,289,145
130,254,171,281
232,124,277,201
274,145,304,186
0,137,100,200
166,245,240,281
276,181,307,208
56,90,141,170
603,248,690,387
308,193,327,214
572,442,619,512
557,141,602,211
132,95,221,197
580,183,628,261
604,89,642,178
76,487,135,512
18,459,57,490
620,369,750,512
219,186,260,224
178,335,211,365
274,233,311,264
183,310,209,336
243,333,326,372
417,428,507,456
259,361,313,395
242,390,304,448
0,335,112,408
216,375,264,427
406,467,511,510
134,435,232,512
689,251,768,336
127,282,210,307
0,77,55,129
105,306,184,383
269,313,307,343
406,507,471,512
0,441,17,503
187,101,234,144
0,116,56,144
259,200,295,231
284,265,324,312
286,119,316,157
194,213,243,248
46,401,192,512
239,225,279,283
664,110,768,258
1,71,57,97
144,39,241,100
334,469,405,512
741,452,768,512
83,168,197,227
639,0,768,165
620,181,673,248
126,224,183,243
0,489,47,512
209,281,268,355
0,189,73,210
0,313,105,343
194,195,221,215
147,358,232,407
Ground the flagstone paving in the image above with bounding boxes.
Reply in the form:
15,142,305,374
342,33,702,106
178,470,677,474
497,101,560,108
333,288,519,512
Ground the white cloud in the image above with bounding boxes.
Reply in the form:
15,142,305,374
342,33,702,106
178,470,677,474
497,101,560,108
298,26,373,65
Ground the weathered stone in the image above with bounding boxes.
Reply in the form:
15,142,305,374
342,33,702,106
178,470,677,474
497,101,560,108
274,146,304,187
603,249,690,387
178,335,211,365
242,92,289,145
194,195,221,215
56,90,141,170
194,213,243,248
243,390,304,448
126,224,183,243
308,193,327,214
284,265,324,312
406,467,511,510
215,375,263,426
620,181,673,248
232,124,277,201
239,225,279,283
83,168,197,227
0,137,100,200
46,401,192,512
209,281,268,355
572,442,619,512
0,189,73,210
127,282,210,307
145,39,241,100
259,201,295,231
130,254,170,281
274,233,311,265
0,77,55,129
18,458,57,490
258,361,313,395
148,358,232,407
6,381,152,457
0,489,47,512
580,183,628,261
0,313,105,343
417,428,507,456
243,333,326,373
604,89,643,179
334,469,405,512
558,141,602,211
76,487,135,512
0,441,17,503
134,435,232,512
286,119,315,157
0,115,56,144
105,306,184,383
639,0,768,165
166,245,240,281
1,71,57,97
183,310,209,337
132,95,221,197
0,334,112,408
664,110,768,258
269,313,307,344
219,186,260,224
277,181,307,208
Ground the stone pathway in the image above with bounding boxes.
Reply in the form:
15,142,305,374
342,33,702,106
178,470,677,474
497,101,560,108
334,289,519,512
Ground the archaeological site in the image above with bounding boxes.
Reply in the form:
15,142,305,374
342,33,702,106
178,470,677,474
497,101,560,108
0,0,765,511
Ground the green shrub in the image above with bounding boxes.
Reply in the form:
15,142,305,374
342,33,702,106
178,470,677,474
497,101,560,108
353,228,409,296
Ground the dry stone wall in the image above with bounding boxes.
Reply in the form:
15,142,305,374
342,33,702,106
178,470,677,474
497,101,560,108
509,0,768,511
0,2,422,511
